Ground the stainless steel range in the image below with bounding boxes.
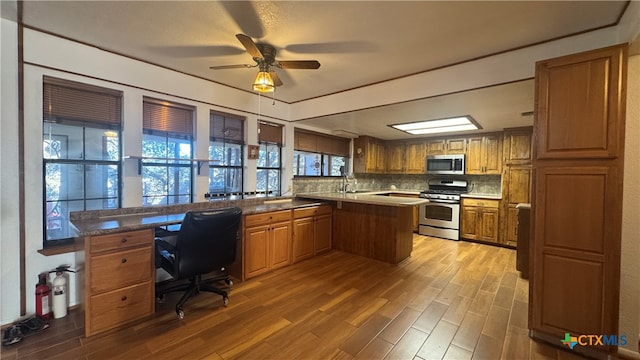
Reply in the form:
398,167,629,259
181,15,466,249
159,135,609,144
418,179,468,240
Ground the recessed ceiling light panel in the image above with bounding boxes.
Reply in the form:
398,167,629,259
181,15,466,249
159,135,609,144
390,115,481,135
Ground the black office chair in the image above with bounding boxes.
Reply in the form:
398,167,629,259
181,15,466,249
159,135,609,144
155,207,242,319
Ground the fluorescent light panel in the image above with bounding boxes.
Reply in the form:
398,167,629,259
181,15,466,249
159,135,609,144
391,116,479,135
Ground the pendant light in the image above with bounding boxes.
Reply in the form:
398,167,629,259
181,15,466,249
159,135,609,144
253,63,274,93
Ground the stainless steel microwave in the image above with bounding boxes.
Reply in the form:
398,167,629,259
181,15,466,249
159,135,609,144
426,154,465,175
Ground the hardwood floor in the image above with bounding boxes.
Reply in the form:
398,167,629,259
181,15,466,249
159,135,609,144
1,235,588,360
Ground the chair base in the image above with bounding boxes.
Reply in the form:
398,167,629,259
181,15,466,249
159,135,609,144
156,272,232,319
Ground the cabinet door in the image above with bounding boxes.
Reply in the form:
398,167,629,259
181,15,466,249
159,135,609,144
365,141,378,173
507,167,531,204
446,138,466,154
504,127,532,164
405,142,426,173
483,135,503,174
314,214,332,254
478,208,499,243
292,217,315,263
270,222,291,269
386,143,405,173
505,205,519,247
460,206,479,239
426,139,446,155
244,225,270,278
375,141,386,172
465,137,484,174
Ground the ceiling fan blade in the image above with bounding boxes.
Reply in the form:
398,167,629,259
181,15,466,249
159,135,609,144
236,34,264,60
270,70,283,87
277,60,321,69
209,64,255,70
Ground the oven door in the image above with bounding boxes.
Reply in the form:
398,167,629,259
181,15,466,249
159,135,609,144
419,201,460,229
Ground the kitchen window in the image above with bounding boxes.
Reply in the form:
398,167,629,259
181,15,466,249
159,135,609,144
256,121,283,196
141,97,195,206
42,77,122,247
209,111,244,196
293,128,350,177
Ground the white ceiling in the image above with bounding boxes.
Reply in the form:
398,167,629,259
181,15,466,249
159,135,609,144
18,1,632,139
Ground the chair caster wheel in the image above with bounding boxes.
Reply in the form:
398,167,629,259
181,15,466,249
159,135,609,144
225,279,233,287
156,294,165,303
223,296,229,307
177,309,184,319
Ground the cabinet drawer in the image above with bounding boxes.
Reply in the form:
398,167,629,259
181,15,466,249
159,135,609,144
462,198,499,208
90,246,152,293
88,281,153,335
293,205,331,219
245,210,291,227
90,229,152,254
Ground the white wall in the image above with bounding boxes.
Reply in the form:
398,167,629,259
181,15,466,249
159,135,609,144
1,16,21,325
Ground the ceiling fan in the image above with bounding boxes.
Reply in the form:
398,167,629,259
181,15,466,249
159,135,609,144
209,34,321,93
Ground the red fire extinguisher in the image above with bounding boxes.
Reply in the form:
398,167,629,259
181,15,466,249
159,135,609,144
35,273,51,319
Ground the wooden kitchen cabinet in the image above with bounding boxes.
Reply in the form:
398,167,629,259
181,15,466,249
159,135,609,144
530,44,626,356
426,139,446,155
466,134,502,174
460,198,500,243
292,205,332,263
426,137,466,155
83,228,154,337
353,136,386,173
503,126,533,164
244,210,292,279
385,142,405,173
446,138,466,154
386,141,426,174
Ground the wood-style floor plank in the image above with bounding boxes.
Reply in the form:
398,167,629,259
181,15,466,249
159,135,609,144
1,235,590,360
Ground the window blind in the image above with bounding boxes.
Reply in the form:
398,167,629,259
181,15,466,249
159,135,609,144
43,76,122,127
143,97,195,138
258,121,283,145
210,111,245,144
294,128,350,156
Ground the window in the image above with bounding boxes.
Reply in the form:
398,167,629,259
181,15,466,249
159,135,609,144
42,77,122,246
141,98,195,206
293,129,350,177
256,121,283,196
209,111,244,196
293,151,346,176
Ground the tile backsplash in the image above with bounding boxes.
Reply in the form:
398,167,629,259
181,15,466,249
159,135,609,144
292,174,501,195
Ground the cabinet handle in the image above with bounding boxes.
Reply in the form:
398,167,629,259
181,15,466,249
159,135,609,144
121,238,127,243
121,296,127,301
121,258,127,264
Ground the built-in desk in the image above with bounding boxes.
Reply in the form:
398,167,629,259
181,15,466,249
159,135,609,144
70,198,325,337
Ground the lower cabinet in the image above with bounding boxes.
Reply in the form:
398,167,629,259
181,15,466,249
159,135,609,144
83,228,155,337
460,198,500,243
292,205,332,263
244,210,292,279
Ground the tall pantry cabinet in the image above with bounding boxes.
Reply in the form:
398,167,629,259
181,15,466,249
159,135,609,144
530,44,627,357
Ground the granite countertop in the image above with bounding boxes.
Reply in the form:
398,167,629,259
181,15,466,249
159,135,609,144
461,193,502,200
71,199,324,237
297,191,428,206
516,203,531,209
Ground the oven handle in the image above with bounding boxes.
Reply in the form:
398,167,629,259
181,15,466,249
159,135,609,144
425,199,460,204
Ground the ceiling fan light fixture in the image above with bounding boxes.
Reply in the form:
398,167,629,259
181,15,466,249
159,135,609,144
253,71,275,93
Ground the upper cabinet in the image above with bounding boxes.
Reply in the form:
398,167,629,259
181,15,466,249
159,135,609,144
353,136,386,174
503,127,533,164
426,138,466,155
466,133,502,174
386,141,426,174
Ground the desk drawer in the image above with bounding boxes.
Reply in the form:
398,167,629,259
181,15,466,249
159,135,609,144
294,205,331,219
90,246,152,293
245,210,291,227
90,229,153,254
88,281,153,336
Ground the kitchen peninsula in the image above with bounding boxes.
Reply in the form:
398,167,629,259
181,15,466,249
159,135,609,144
297,191,427,264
